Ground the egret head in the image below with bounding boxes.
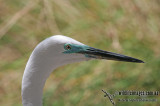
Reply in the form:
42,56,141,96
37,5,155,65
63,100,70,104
22,35,144,105
36,35,144,68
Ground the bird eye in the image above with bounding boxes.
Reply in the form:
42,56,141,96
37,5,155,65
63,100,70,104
65,44,71,50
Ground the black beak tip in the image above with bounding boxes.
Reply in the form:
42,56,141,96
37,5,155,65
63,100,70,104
133,59,145,63
140,60,145,63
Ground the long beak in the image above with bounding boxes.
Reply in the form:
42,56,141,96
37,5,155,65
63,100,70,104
80,47,144,63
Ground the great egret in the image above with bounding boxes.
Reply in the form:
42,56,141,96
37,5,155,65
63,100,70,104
22,35,144,106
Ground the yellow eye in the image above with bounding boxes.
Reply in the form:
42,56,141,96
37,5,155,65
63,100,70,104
65,45,71,50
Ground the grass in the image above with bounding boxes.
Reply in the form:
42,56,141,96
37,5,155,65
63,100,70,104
0,0,160,105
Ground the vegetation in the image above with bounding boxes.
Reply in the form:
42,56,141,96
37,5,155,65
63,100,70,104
0,0,160,105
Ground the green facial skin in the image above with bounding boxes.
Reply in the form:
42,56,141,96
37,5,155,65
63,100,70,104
63,43,89,53
63,43,93,58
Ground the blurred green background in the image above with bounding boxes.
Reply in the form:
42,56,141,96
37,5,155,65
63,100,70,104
0,0,160,106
